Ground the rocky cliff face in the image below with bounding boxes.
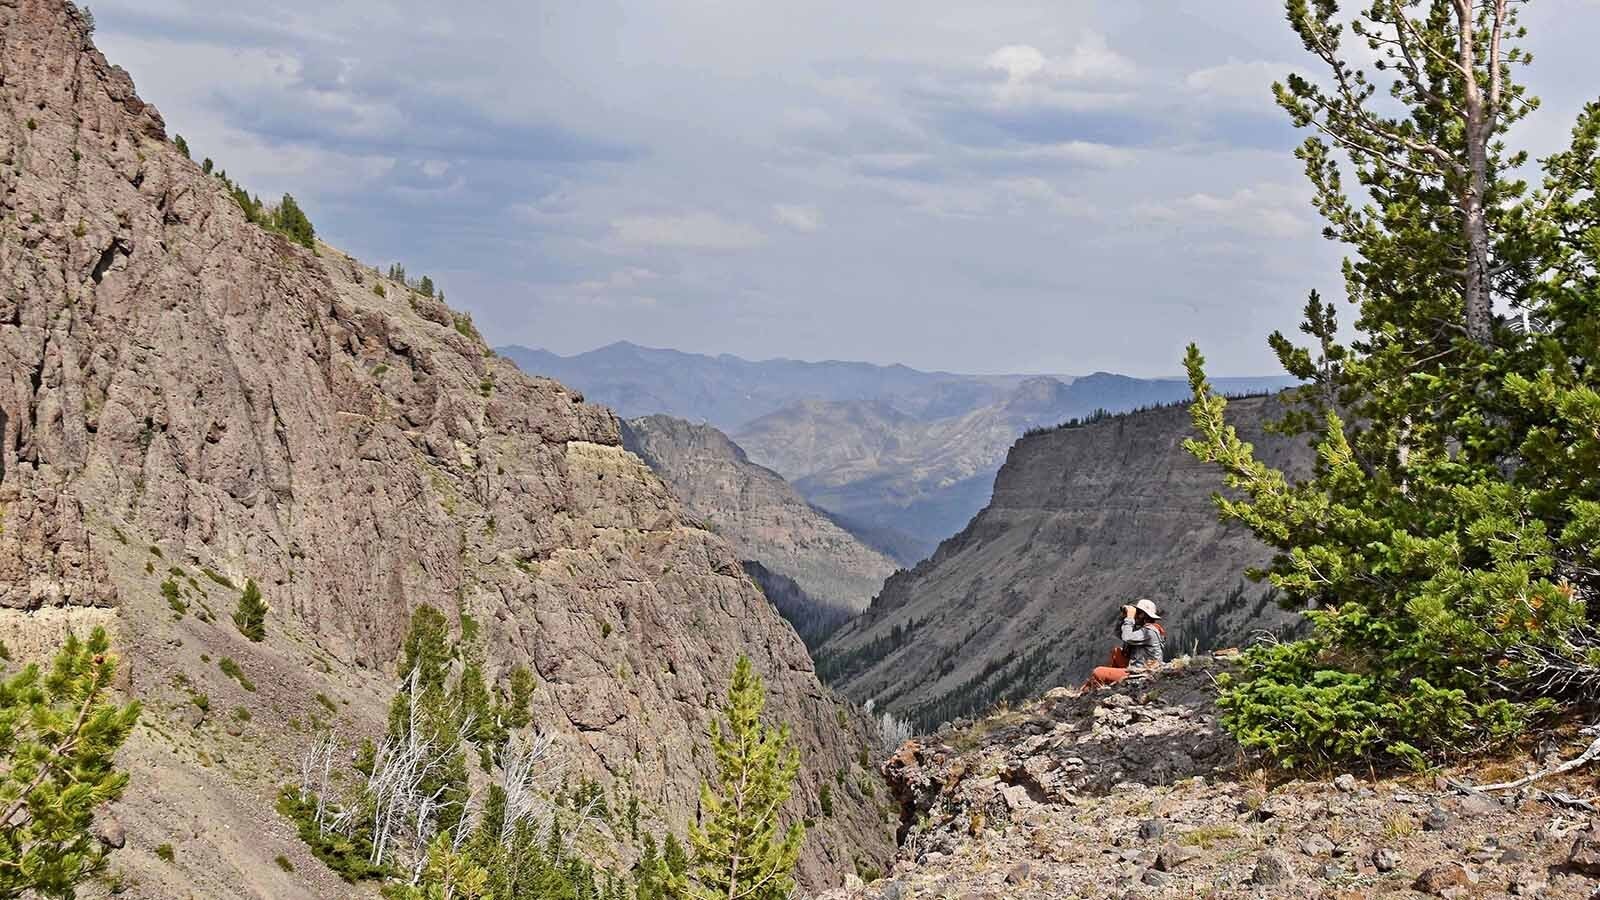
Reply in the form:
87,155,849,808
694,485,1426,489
0,2,891,894
814,396,1312,729
621,415,898,646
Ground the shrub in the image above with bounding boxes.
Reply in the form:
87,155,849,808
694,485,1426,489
190,693,209,712
314,693,337,714
155,844,174,863
202,568,234,589
274,855,294,873
172,134,188,158
161,579,186,617
219,658,256,693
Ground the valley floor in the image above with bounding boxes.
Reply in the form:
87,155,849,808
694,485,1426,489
823,661,1600,899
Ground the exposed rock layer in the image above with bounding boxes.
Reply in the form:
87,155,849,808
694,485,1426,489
0,2,891,894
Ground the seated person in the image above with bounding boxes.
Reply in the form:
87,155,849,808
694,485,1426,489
1080,598,1165,693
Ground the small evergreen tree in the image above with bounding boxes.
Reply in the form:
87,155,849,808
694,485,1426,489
418,275,435,297
0,628,140,897
273,193,316,249
232,578,267,642
678,657,803,900
173,134,189,159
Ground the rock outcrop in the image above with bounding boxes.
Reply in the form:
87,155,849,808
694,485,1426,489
0,2,891,894
824,664,1600,899
815,396,1313,727
621,414,898,618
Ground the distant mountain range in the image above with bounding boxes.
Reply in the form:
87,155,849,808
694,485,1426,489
500,342,1298,562
497,342,1063,431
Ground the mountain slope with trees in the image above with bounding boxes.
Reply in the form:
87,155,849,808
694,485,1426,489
815,396,1313,728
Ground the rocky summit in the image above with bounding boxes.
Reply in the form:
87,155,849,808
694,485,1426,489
822,660,1600,899
0,1,891,895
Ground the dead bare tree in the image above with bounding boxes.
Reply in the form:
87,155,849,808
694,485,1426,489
497,730,562,847
878,710,913,753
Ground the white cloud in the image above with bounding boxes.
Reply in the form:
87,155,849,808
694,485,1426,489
1184,59,1288,106
985,33,1136,100
977,35,1138,113
986,44,1049,84
1135,184,1312,238
611,211,766,250
547,267,662,308
972,140,1133,169
773,203,823,232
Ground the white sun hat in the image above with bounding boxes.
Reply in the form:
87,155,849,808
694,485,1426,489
1134,598,1162,620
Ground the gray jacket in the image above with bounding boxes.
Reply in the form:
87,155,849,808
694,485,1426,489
1120,618,1164,668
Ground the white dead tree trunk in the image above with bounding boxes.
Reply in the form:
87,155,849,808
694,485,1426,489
498,731,562,847
879,710,913,753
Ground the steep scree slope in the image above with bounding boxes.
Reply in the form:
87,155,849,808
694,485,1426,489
0,2,891,894
815,396,1313,728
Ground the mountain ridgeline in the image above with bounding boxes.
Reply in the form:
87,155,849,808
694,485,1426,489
0,2,890,894
814,395,1314,730
503,343,1297,562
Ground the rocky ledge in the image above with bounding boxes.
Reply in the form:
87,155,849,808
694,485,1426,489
822,659,1600,899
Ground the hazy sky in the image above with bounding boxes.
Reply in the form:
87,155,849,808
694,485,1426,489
92,2,1597,376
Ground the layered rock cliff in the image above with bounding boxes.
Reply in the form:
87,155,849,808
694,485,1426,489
815,395,1313,728
0,2,892,894
621,415,898,624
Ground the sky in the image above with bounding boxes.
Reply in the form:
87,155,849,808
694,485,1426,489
90,1,1599,377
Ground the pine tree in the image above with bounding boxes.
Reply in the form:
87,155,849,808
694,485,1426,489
173,134,189,159
232,578,267,642
1184,0,1600,766
0,628,141,896
679,657,803,900
273,193,316,249
419,275,435,297
387,605,470,837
